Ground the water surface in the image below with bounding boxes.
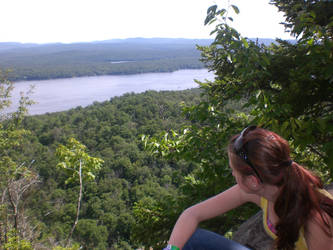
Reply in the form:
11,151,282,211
8,69,214,115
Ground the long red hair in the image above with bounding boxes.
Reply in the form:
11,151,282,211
229,127,333,249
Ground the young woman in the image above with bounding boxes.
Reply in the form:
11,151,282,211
164,126,333,250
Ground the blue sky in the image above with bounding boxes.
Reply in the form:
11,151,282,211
0,0,293,44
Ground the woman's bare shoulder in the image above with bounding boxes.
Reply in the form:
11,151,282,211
305,210,333,250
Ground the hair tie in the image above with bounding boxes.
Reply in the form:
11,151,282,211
281,160,293,167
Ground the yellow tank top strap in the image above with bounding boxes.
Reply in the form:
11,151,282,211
318,188,333,199
260,197,308,250
260,197,277,239
295,227,308,250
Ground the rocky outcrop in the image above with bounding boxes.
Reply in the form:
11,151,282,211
232,211,273,250
232,184,333,250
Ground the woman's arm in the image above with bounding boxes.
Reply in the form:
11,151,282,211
167,184,260,249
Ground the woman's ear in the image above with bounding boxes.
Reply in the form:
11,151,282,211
244,175,262,191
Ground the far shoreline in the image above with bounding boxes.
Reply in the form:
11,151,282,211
13,66,207,83
8,69,214,115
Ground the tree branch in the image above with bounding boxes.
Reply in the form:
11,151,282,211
66,160,83,247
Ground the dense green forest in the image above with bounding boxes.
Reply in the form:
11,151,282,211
1,89,207,249
0,38,212,81
0,0,332,249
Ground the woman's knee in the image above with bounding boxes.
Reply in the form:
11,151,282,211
183,229,207,250
183,228,251,250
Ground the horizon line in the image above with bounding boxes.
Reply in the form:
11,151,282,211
0,36,296,45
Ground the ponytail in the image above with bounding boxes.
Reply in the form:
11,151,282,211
274,162,330,249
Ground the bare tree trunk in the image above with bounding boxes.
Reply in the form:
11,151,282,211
1,188,7,204
7,170,39,237
1,188,8,244
0,204,9,244
7,184,18,233
4,205,8,244
66,160,82,247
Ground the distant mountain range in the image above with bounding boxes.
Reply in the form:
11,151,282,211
0,38,295,81
0,37,291,52
0,38,213,52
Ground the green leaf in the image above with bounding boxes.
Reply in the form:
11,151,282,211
207,5,218,15
231,5,240,14
216,9,226,17
205,14,216,25
241,38,249,48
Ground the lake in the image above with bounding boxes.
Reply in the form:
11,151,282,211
7,69,214,115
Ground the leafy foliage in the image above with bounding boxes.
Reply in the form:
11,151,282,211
3,230,32,250
18,89,203,248
56,138,103,248
0,70,38,247
56,138,103,184
1,1,332,249
2,65,205,248
204,0,333,175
